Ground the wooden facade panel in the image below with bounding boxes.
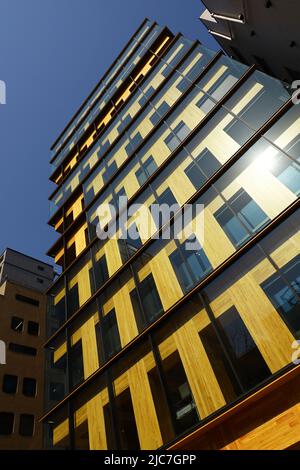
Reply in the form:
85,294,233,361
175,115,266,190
224,403,300,450
201,208,235,267
149,248,183,311
81,316,100,378
113,283,139,347
211,262,295,373
86,393,108,450
233,162,296,219
128,358,163,449
104,238,123,276
69,261,92,307
166,166,195,206
168,369,300,451
53,419,69,446
174,318,226,418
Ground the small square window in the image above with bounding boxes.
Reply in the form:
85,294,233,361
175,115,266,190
27,321,39,336
11,317,24,333
19,414,35,437
3,375,18,394
0,413,14,435
22,378,37,397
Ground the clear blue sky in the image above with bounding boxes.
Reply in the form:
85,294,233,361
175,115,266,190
0,0,219,265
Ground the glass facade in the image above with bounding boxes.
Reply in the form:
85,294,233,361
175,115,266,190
44,20,300,450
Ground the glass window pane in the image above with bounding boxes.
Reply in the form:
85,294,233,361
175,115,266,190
72,375,113,450
204,209,300,393
3,375,18,394
0,413,14,435
155,297,239,436
111,341,172,449
224,70,290,131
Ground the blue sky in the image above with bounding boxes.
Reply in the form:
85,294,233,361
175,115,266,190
0,0,219,265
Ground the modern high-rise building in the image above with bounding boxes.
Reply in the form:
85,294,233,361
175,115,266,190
0,248,54,449
199,0,300,83
43,18,300,450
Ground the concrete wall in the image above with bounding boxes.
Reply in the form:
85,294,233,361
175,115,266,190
0,281,47,450
0,249,54,293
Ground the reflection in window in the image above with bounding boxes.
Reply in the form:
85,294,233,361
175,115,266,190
118,114,132,134
109,187,128,212
170,238,212,292
262,255,300,337
136,155,157,186
217,307,270,390
131,274,163,327
101,309,121,360
225,71,290,132
157,187,177,208
49,348,67,403
11,316,24,333
139,86,155,107
224,117,254,146
74,419,89,450
68,257,94,316
214,189,270,247
103,160,118,185
153,187,179,227
184,148,221,190
70,341,84,389
118,223,142,264
94,254,109,290
160,350,199,435
164,121,191,152
282,135,300,162
114,388,140,450
150,101,170,126
126,132,143,155
195,60,244,112
47,407,70,449
270,152,300,196
199,322,240,402
68,284,80,316
176,50,217,93
49,381,65,402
